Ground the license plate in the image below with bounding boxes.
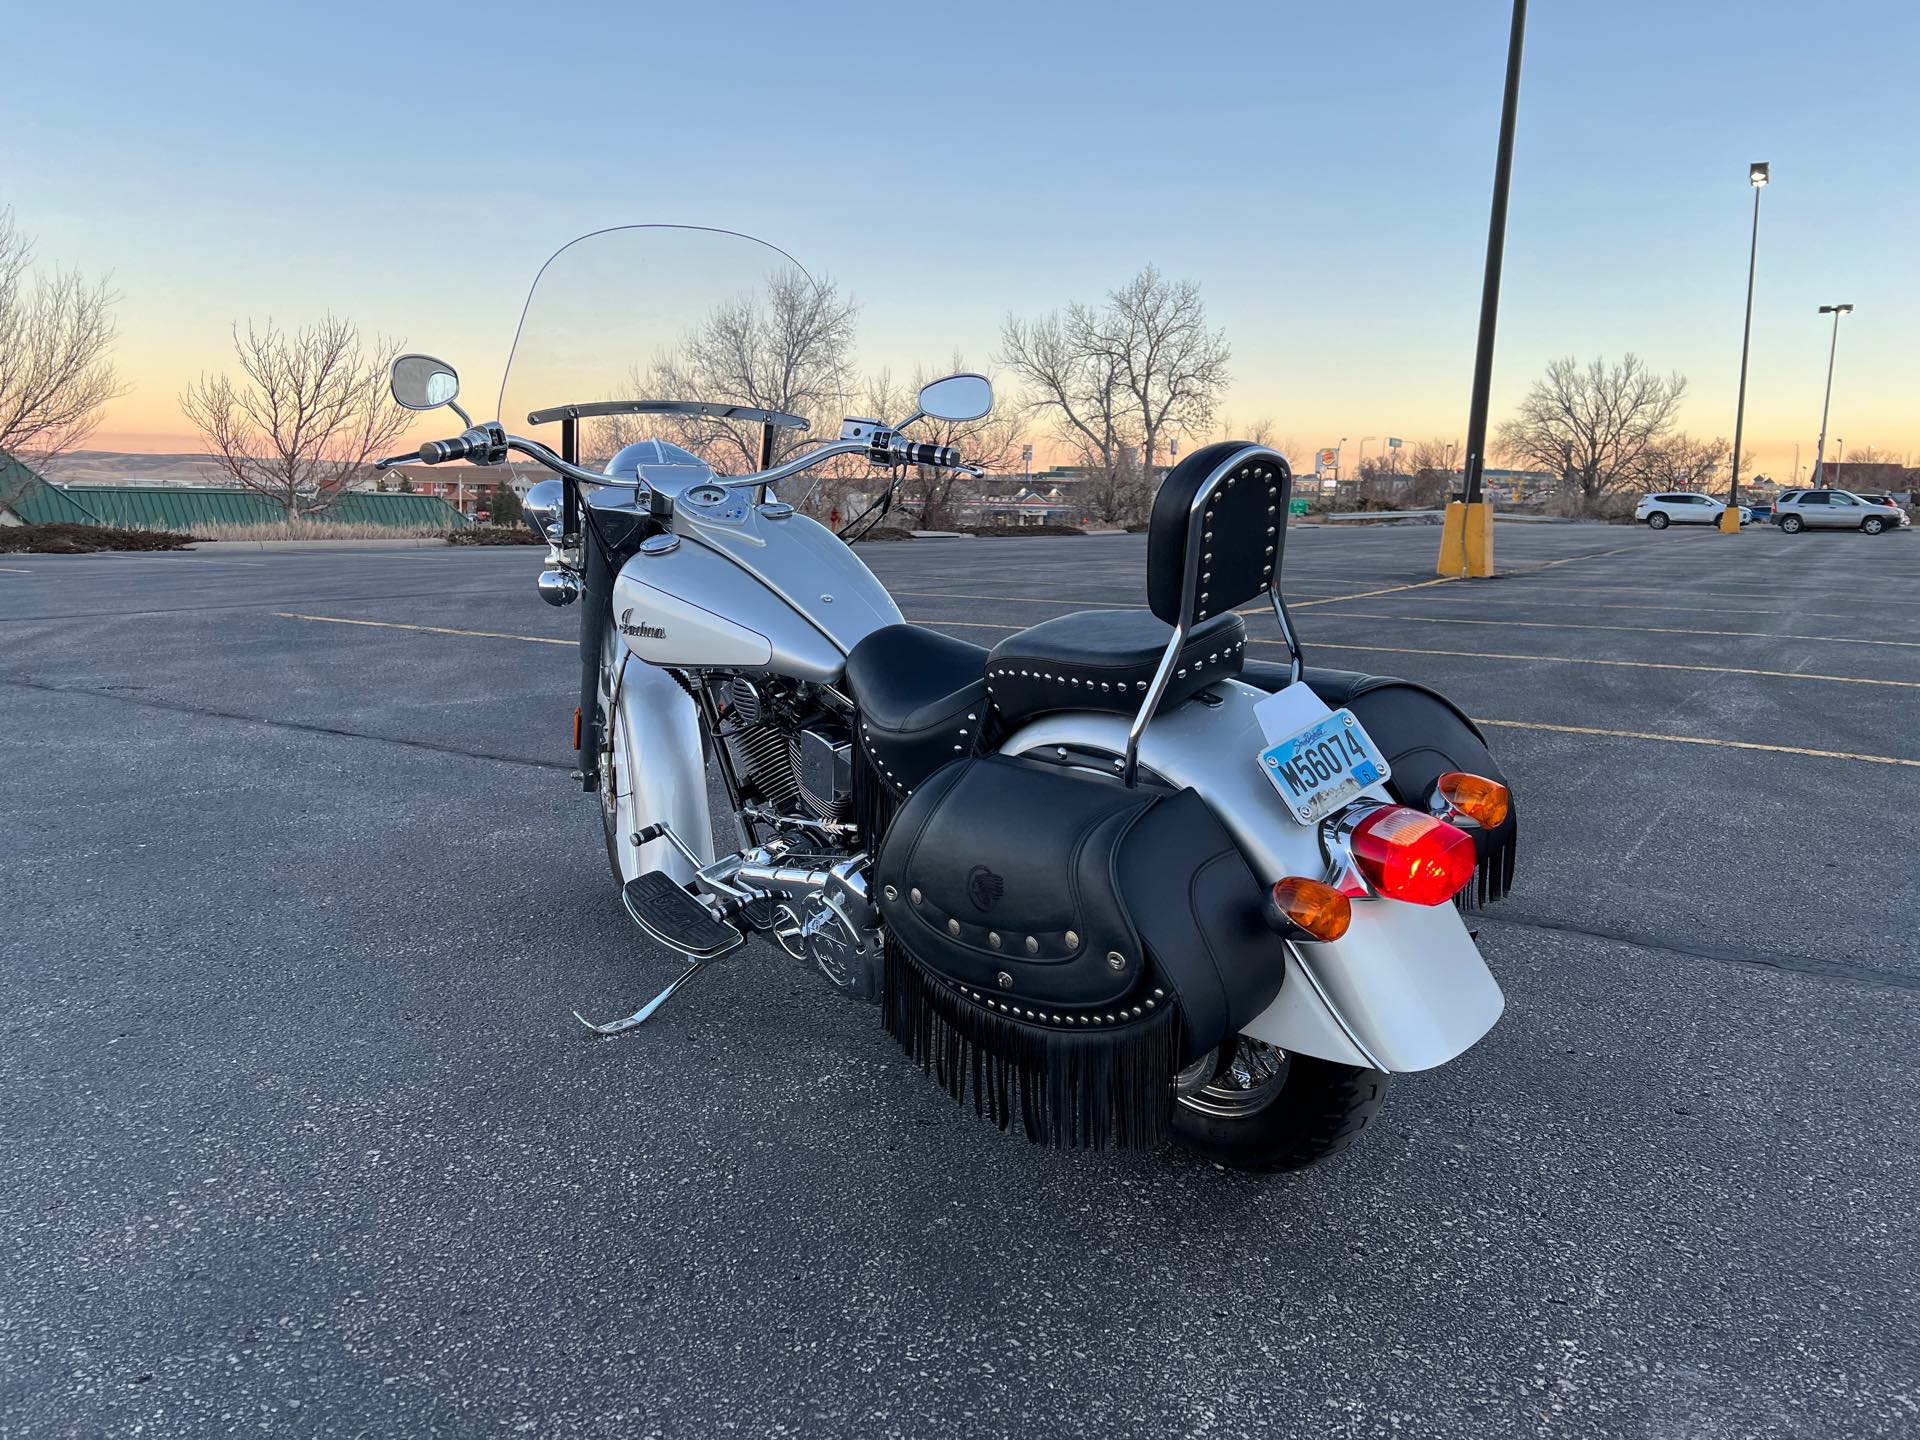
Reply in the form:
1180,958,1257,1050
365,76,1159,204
1258,708,1391,825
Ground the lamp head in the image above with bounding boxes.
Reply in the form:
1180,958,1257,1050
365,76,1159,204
1749,162,1770,187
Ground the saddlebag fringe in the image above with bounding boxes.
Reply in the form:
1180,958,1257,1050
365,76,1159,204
1458,827,1517,912
883,939,1178,1150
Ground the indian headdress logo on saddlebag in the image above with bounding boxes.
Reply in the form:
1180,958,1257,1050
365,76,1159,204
966,866,1005,912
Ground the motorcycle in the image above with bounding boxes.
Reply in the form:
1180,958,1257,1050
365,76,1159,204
376,225,1519,1172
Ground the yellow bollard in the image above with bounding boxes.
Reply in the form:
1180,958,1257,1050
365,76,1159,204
1435,500,1496,577
1717,506,1742,533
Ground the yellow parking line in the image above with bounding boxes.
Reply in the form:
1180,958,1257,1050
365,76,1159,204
274,612,577,645
1474,718,1920,769
1289,578,1458,609
1319,609,1920,649
1247,637,1919,689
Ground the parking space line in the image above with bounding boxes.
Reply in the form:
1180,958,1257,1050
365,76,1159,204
269,611,1919,764
274,612,576,645
1474,718,1920,769
1246,637,1920,689
1290,578,1458,609
1362,594,1873,622
1316,609,1920,649
0,566,31,574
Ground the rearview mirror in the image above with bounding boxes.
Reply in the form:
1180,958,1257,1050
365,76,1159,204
916,373,992,423
390,353,461,411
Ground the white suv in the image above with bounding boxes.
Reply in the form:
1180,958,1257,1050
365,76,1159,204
1635,492,1728,529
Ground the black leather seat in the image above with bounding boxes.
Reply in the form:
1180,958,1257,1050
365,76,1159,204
984,610,1246,727
843,624,990,797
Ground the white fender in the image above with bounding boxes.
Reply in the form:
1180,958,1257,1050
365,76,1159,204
998,679,1505,1073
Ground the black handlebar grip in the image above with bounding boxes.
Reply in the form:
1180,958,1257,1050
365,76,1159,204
903,441,959,468
418,433,476,464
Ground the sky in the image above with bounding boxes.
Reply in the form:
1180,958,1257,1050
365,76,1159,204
4,0,1916,483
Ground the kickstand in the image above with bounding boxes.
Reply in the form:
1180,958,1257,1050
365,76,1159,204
573,959,708,1036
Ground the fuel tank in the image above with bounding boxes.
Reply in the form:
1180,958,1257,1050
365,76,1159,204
610,502,903,684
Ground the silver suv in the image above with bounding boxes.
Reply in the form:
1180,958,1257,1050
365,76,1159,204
1771,489,1911,535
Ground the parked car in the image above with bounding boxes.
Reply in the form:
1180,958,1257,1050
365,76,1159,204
1635,492,1729,528
1772,488,1912,535
1852,491,1903,511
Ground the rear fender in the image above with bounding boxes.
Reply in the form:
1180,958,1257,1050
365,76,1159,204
996,680,1504,1072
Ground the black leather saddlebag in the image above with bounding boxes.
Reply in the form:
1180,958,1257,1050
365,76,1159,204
873,754,1286,1149
1244,662,1519,906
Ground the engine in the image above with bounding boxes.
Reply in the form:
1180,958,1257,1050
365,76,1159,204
711,675,853,825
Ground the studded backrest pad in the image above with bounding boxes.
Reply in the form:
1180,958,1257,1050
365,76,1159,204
1146,443,1292,626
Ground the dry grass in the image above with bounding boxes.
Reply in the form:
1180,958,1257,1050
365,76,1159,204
191,519,456,541
0,523,195,554
446,525,543,546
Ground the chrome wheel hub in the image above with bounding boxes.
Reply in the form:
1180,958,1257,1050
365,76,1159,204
1175,1036,1291,1119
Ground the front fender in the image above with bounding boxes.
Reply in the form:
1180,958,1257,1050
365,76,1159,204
997,680,1504,1072
604,649,715,886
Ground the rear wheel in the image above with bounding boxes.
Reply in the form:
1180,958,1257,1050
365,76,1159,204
1780,514,1804,533
1864,516,1886,535
1171,1036,1391,1172
1646,512,1670,530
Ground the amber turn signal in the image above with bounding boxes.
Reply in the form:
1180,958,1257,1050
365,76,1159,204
572,706,582,751
1267,877,1353,942
1435,770,1510,829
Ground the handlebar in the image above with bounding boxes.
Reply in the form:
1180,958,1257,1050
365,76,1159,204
886,438,959,469
419,432,481,464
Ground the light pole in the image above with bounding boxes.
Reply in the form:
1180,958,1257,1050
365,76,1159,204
1440,0,1526,577
1721,161,1767,533
1357,436,1376,474
1336,436,1348,484
1812,304,1853,489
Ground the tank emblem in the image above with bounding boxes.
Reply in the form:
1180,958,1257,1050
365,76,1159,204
619,620,667,640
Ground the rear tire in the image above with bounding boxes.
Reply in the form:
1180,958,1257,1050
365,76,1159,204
1172,1038,1391,1173
1864,516,1886,535
1780,514,1804,534
1646,512,1670,530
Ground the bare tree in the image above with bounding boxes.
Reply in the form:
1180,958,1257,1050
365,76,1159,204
1634,432,1746,495
0,208,125,505
1090,265,1231,472
1000,266,1230,524
999,305,1135,517
180,316,409,517
1497,355,1687,503
620,267,858,474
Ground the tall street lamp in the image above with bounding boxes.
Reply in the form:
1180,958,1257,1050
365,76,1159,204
1812,303,1853,488
1721,161,1768,533
1439,0,1527,577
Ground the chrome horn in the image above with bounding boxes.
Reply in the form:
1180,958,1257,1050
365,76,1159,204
522,477,564,540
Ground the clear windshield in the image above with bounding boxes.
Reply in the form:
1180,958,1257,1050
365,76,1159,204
497,225,849,474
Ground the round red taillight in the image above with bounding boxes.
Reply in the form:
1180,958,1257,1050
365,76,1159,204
1348,806,1478,906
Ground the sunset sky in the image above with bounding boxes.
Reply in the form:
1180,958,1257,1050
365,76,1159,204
4,0,1915,482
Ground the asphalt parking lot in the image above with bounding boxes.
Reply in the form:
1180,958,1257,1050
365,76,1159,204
3,518,1917,1437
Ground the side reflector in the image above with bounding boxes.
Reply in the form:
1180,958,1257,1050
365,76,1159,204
1268,877,1352,942
1435,770,1511,829
1349,806,1477,906
572,706,582,751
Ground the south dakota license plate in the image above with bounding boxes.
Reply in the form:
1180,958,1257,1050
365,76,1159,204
1258,708,1391,825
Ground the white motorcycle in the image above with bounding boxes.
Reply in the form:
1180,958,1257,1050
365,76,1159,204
377,225,1519,1171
